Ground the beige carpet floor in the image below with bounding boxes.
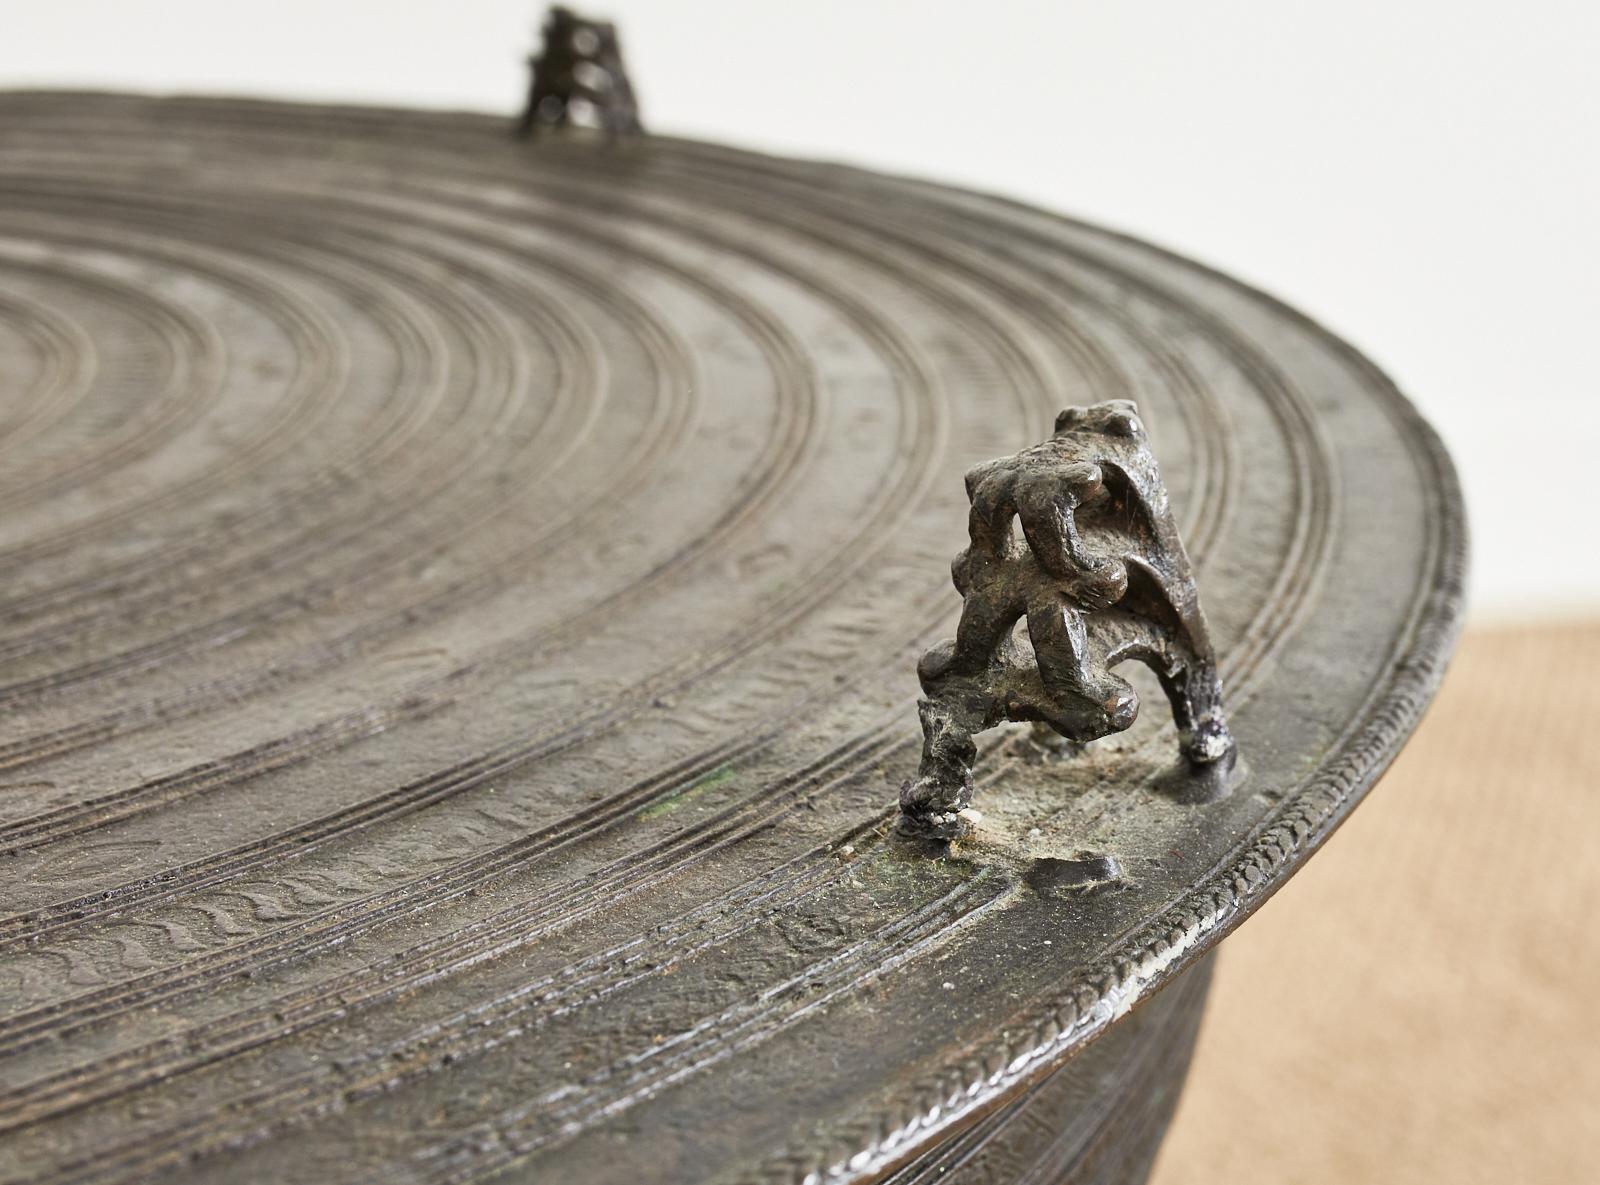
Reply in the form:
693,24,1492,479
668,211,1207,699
1148,621,1600,1184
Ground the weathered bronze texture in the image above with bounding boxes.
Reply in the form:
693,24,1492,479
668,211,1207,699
515,4,644,140
0,92,1465,1185
900,400,1234,840
884,955,1216,1185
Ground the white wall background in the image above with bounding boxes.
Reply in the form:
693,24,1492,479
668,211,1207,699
4,1,1597,620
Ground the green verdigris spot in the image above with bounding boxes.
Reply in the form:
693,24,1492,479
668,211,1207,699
637,764,737,820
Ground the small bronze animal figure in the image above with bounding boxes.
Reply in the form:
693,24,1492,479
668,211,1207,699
515,5,644,141
900,401,1235,840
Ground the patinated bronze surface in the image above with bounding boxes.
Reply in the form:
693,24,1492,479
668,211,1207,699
0,93,1465,1185
900,399,1234,841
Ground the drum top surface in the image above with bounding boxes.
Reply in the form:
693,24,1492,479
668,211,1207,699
0,93,1464,1185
